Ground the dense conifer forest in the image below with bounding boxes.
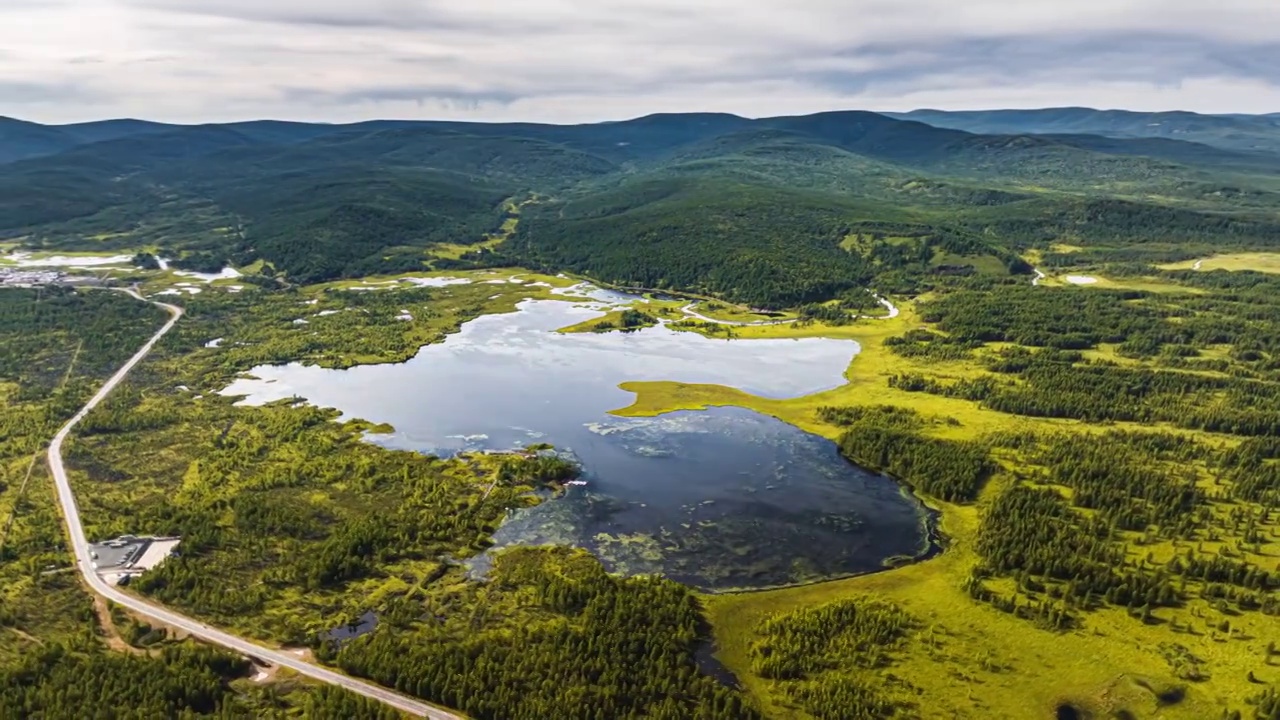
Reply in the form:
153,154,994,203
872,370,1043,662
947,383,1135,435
0,287,415,718
4,106,1280,718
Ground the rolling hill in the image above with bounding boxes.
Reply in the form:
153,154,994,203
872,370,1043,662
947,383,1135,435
4,109,1280,306
893,107,1280,157
0,117,85,164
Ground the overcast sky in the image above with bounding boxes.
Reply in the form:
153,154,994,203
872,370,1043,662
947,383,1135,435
3,0,1278,124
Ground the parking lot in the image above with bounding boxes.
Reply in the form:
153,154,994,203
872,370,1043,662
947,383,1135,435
88,535,181,585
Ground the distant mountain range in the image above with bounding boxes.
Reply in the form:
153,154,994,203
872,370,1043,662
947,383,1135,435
4,107,1280,306
889,107,1280,156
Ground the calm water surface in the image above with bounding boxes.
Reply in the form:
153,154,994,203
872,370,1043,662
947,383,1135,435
221,293,930,590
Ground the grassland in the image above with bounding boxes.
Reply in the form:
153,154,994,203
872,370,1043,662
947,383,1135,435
1160,252,1280,274
600,292,1277,720
1033,271,1208,294
840,233,917,253
557,296,795,334
7,265,1277,719
681,299,794,324
427,200,526,260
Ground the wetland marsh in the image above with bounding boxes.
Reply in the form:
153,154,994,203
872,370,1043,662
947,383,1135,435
221,292,931,590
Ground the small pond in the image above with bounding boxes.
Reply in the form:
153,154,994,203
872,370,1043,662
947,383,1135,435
221,292,931,590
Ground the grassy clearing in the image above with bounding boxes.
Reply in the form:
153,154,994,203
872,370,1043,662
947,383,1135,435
427,238,505,260
613,305,1082,440
1161,252,1280,274
682,300,793,324
556,308,650,334
612,299,1274,720
1036,272,1206,294
840,233,916,253
427,213,518,260
930,251,1011,276
557,295,797,334
428,198,527,260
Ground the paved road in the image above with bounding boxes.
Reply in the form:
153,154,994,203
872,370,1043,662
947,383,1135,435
46,291,461,720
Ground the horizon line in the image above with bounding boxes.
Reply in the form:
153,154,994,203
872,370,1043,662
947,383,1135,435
5,105,1277,129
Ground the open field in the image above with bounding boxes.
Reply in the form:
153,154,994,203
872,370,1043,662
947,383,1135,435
1160,252,1280,274
1034,272,1207,294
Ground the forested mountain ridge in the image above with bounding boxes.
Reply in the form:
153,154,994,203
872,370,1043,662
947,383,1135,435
4,108,1280,307
6,106,1280,719
893,107,1280,156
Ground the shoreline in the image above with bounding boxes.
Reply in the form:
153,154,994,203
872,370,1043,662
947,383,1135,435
694,479,945,597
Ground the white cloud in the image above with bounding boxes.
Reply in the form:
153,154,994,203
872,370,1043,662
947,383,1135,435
1,0,1277,123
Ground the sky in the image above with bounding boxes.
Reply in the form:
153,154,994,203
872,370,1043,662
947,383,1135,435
2,0,1278,124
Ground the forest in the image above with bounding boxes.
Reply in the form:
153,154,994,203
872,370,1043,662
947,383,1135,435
4,104,1280,719
502,179,877,308
0,286,405,718
819,405,991,503
332,548,758,720
9,106,1280,308
750,597,916,719
10,278,761,719
798,270,1277,718
888,282,1280,436
964,426,1278,642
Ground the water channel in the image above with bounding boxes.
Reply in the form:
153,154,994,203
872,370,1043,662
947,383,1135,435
220,289,931,590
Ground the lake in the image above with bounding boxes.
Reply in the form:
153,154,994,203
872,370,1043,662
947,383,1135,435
221,291,931,590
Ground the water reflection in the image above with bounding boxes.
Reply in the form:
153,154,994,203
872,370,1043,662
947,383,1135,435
221,296,930,590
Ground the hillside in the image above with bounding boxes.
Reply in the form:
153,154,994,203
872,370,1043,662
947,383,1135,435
0,117,83,164
506,177,880,308
3,109,1280,304
6,106,1280,720
894,107,1280,156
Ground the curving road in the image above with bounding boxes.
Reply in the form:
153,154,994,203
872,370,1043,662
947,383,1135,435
679,303,797,327
679,294,899,326
47,289,460,720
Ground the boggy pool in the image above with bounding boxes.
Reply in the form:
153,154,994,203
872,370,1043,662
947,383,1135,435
221,293,931,590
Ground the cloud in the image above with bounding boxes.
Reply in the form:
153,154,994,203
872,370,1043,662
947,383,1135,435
279,85,521,108
128,0,493,31
0,0,1277,123
804,33,1280,95
0,79,104,105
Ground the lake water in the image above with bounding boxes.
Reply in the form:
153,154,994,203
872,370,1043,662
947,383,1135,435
221,294,931,590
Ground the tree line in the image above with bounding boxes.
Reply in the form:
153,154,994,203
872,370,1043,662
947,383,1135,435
331,548,761,720
749,597,916,719
822,405,992,503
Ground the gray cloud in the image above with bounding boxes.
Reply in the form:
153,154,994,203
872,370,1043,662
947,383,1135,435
126,0,554,32
1,1,1278,123
0,79,104,105
805,33,1280,95
279,85,521,107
